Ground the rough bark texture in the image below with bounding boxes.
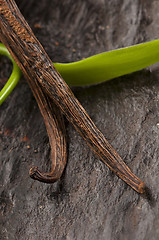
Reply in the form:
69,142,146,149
1,0,159,239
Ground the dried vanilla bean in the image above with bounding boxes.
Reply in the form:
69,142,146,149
28,78,67,183
0,0,145,193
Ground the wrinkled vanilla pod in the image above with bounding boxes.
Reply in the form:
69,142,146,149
0,0,146,193
28,78,67,183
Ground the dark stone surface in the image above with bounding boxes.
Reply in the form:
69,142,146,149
1,0,159,239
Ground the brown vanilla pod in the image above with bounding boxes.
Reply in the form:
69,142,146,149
0,0,145,193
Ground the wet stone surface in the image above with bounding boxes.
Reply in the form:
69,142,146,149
1,0,159,239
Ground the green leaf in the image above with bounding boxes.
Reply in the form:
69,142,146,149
54,39,159,86
1,39,159,105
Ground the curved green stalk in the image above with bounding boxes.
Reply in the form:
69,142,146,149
0,43,21,105
1,39,159,105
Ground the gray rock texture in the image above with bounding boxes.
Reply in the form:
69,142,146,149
1,0,159,239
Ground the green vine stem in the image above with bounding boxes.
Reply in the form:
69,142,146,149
0,43,21,105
